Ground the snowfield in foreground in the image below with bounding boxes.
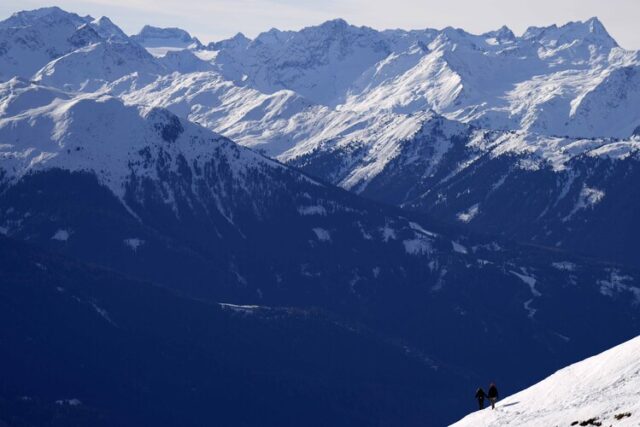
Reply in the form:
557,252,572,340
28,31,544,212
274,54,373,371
451,335,640,427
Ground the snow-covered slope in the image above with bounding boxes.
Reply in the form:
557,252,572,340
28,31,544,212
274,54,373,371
123,70,428,161
287,111,640,265
157,50,215,73
451,335,640,427
33,40,165,93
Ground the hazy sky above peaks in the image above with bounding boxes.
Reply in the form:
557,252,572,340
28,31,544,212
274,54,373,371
1,0,639,49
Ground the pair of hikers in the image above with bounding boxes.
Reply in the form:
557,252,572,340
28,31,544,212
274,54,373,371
475,383,498,410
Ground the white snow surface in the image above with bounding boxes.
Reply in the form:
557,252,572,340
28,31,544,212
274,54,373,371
450,335,640,427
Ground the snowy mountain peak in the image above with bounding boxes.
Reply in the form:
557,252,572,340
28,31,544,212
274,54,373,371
132,25,202,49
318,18,350,31
585,16,610,35
0,7,110,82
482,25,516,43
232,32,249,41
560,17,617,45
89,16,129,41
255,18,383,48
0,6,89,29
523,16,618,49
211,17,391,105
208,32,251,51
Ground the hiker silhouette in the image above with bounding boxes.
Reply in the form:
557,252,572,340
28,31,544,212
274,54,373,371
475,387,486,410
487,383,499,409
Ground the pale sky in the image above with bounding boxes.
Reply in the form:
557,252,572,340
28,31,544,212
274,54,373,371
1,0,640,49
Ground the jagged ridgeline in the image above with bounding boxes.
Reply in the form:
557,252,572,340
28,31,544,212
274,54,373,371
0,7,639,427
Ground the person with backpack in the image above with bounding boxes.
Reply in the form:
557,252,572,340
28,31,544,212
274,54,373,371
475,387,487,410
487,383,499,409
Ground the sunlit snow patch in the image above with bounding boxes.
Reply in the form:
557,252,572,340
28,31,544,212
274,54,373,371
91,303,117,326
523,299,537,319
403,238,432,255
123,238,145,251
552,261,577,271
409,221,437,237
380,225,396,242
511,270,541,297
598,269,640,303
219,303,261,313
564,187,605,221
457,204,479,223
51,229,71,241
298,205,327,216
56,399,82,406
452,241,468,254
312,227,331,242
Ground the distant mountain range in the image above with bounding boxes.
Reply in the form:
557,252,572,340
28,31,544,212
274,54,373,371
0,7,639,426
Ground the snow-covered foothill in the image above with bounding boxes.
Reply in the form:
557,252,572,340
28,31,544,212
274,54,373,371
0,78,282,207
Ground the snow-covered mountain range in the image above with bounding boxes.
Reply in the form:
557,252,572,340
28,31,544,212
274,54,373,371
451,334,640,426
1,7,639,426
1,7,627,263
